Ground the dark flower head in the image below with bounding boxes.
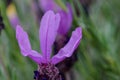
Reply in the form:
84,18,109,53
34,63,62,80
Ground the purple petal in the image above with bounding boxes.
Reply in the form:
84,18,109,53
16,25,42,64
28,50,44,64
58,4,73,35
51,27,82,64
39,11,60,62
39,0,60,12
16,25,31,56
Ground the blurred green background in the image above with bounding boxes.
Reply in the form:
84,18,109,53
0,0,120,80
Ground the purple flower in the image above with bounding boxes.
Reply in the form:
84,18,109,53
39,0,73,35
16,10,82,64
16,10,82,79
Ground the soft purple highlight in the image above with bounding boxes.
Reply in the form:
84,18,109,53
39,0,61,12
8,14,20,29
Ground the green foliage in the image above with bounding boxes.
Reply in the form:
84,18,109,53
0,0,120,80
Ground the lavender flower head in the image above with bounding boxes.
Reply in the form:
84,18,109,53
16,10,82,80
